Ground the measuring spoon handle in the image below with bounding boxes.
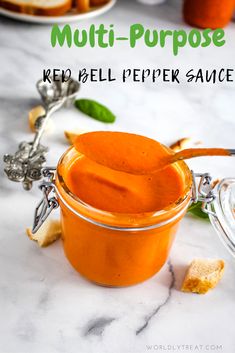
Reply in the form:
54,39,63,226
228,149,235,155
172,148,234,163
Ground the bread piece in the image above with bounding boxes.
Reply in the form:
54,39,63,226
90,0,110,6
170,138,192,152
28,105,54,133
170,137,201,152
0,0,72,16
64,130,86,144
28,105,45,132
26,219,62,247
181,259,225,294
212,179,220,188
76,0,90,12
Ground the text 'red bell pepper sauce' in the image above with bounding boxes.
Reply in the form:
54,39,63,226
56,132,192,286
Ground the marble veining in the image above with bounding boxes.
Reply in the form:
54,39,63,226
84,317,116,337
136,261,175,335
1,0,235,353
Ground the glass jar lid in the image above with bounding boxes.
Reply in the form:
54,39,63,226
208,178,235,257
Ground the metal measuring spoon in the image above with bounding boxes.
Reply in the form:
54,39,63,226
74,131,235,175
3,76,80,190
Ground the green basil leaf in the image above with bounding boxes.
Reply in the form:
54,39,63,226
75,99,116,123
187,201,209,220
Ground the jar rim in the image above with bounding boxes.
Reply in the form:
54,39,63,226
55,146,193,230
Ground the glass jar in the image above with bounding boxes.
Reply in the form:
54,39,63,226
33,147,235,287
207,178,235,257
54,147,192,287
183,0,235,29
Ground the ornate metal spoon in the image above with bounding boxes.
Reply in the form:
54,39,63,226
3,76,80,190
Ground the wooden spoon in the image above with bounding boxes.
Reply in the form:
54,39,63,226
74,131,234,174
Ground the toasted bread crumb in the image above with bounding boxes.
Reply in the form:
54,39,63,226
28,105,45,132
90,0,110,5
28,105,54,133
181,259,225,294
76,0,90,12
64,130,85,144
212,179,220,188
0,0,72,16
170,138,201,152
26,219,61,247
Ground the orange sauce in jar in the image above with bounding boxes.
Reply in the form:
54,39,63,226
55,133,192,286
183,0,235,29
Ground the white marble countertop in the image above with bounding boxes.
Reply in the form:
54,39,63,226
0,1,235,352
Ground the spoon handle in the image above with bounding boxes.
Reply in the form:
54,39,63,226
29,100,64,158
172,148,234,163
